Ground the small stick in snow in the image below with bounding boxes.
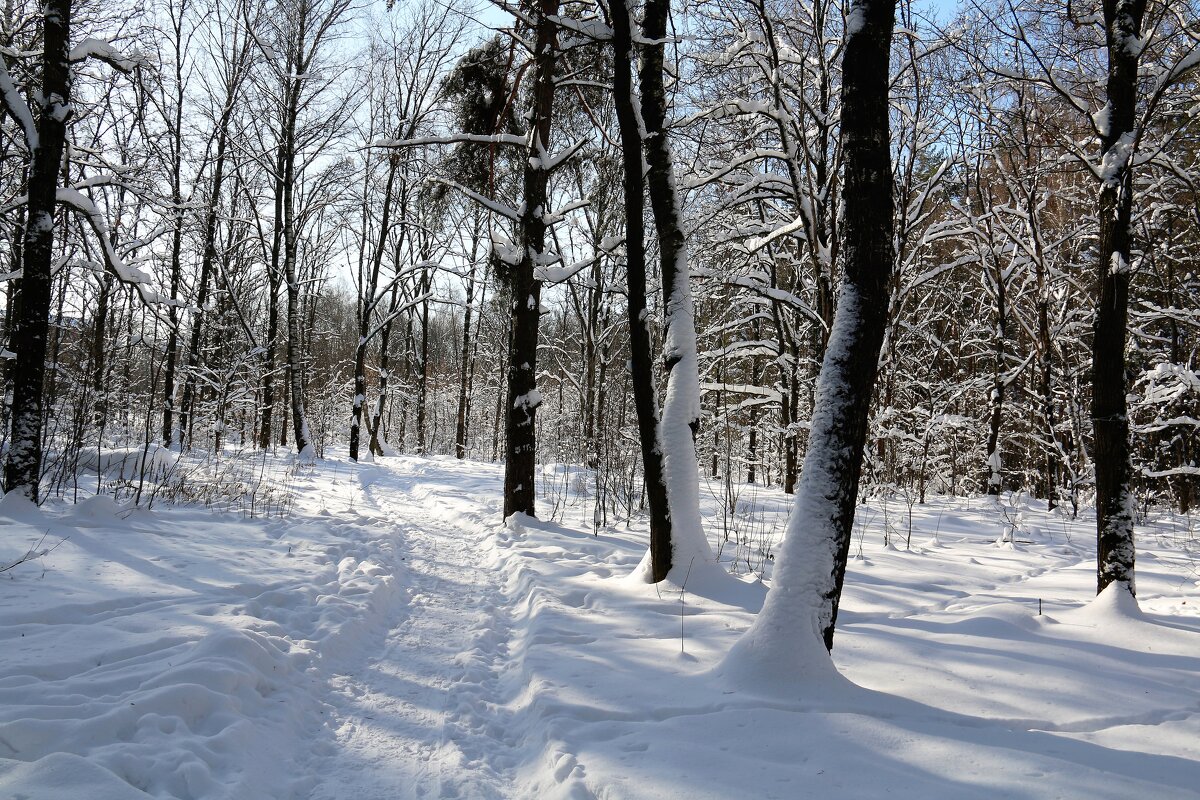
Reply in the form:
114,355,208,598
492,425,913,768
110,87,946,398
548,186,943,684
1,531,67,576
680,557,695,654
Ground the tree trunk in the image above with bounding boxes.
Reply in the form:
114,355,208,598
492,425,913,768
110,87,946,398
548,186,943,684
748,319,762,484
5,0,72,501
612,0,673,581
369,280,401,456
455,225,481,459
91,274,113,429
417,261,430,453
502,0,558,519
984,253,1006,495
723,0,895,682
2,168,27,440
1093,0,1145,596
639,0,713,573
279,37,310,457
177,121,230,449
259,152,285,449
1035,256,1058,510
160,6,188,447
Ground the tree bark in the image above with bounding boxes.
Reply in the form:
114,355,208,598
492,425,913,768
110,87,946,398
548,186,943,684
350,153,399,461
1093,0,1145,595
91,272,113,429
416,260,430,453
5,0,72,501
502,0,557,519
279,21,310,457
259,150,285,449
611,0,673,581
455,223,481,459
161,17,186,446
177,116,231,448
984,248,1006,495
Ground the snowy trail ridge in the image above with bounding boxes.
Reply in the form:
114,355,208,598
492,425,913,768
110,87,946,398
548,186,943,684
0,453,1198,799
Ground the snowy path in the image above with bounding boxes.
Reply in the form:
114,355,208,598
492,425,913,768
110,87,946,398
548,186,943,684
305,459,520,800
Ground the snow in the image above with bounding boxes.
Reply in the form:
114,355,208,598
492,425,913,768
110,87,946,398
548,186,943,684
514,389,543,410
2,454,1198,798
67,38,140,72
1092,102,1111,137
1100,131,1137,185
0,58,37,149
77,444,178,477
845,4,865,38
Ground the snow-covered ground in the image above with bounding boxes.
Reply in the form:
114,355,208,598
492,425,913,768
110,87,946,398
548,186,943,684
1,453,1197,799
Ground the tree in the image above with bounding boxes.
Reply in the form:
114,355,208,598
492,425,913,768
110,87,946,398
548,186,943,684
251,0,354,458
0,0,157,499
501,0,560,518
347,3,461,462
610,0,674,580
1091,0,1147,595
636,0,717,577
723,0,897,681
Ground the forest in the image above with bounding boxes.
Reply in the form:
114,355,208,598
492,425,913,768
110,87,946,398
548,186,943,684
1,0,1199,796
1,0,1196,521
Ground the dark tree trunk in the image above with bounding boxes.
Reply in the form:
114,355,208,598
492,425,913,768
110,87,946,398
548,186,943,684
809,0,896,648
160,7,189,448
1035,257,1058,510
611,0,673,581
259,151,285,449
1093,0,1145,595
369,280,401,456
5,0,72,501
417,262,430,453
455,227,481,460
278,34,310,456
747,319,762,484
91,274,113,428
2,169,27,439
349,328,369,460
984,253,1006,495
285,246,308,454
502,0,558,519
260,269,280,448
161,141,184,443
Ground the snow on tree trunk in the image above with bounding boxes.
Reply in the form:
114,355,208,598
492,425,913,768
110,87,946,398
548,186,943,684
4,0,72,501
721,0,896,684
1093,0,1145,596
639,0,715,578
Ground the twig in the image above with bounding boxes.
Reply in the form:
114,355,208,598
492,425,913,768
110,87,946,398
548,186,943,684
1,531,68,576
